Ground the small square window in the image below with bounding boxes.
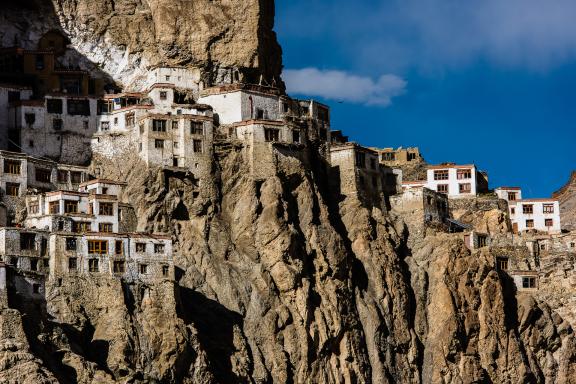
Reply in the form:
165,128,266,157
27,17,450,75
139,264,148,274
68,257,77,271
160,91,167,100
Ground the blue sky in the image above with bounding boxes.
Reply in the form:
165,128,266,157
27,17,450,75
275,0,576,197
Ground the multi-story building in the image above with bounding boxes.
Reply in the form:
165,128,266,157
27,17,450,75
329,143,385,208
425,163,489,198
48,232,173,282
15,179,173,282
509,199,561,234
495,186,562,234
25,179,125,233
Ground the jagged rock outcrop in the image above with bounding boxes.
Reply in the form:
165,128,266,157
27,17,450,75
553,171,576,231
0,0,282,89
0,1,575,383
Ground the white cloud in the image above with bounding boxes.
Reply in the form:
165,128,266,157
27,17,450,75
283,68,406,107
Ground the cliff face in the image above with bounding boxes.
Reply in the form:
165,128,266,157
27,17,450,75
0,0,283,88
1,145,567,383
553,171,576,231
0,2,575,383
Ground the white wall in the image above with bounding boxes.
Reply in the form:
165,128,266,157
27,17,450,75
495,188,523,202
425,166,478,198
512,200,561,234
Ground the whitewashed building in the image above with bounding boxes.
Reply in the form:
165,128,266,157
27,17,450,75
495,187,522,202
509,199,561,234
425,164,488,198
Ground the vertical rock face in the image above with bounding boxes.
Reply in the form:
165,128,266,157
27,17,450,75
0,2,575,383
1,0,283,88
553,171,576,231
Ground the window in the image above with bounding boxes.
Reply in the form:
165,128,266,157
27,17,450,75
113,261,125,274
437,184,449,194
382,152,395,161
4,160,21,174
49,201,60,214
407,153,417,161
6,183,19,196
355,152,366,168
162,265,169,277
139,264,148,274
67,99,90,116
371,176,378,188
64,200,78,213
172,121,179,130
545,219,554,227
66,237,77,251
434,170,449,180
282,103,289,113
68,257,77,271
30,259,38,271
508,192,517,201
523,204,534,214
88,258,99,272
72,221,90,233
173,157,179,167
25,113,35,125
292,130,300,143
510,207,516,215
173,142,179,149
47,99,63,114
264,128,280,142
136,243,146,253
193,139,203,153
456,169,472,179
99,202,114,216
497,257,508,270
83,121,89,130
155,139,164,149
88,240,108,254
190,121,204,135
256,108,265,119
32,283,40,293
477,235,488,248
20,233,36,250
154,243,165,254
115,240,123,255
99,223,113,233
35,54,45,70
29,202,39,214
114,117,118,125
152,120,167,132
526,219,534,228
165,75,170,81
53,118,63,131
9,257,18,266
125,113,135,127
101,121,110,131
29,140,34,148
35,168,51,183
571,242,575,249
58,221,64,231
540,244,546,251
71,172,82,184
543,204,554,214
459,183,471,193
522,277,537,289
102,187,108,195
57,170,68,182
7,91,20,103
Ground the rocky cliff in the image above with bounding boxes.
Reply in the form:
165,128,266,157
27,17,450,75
1,2,576,383
554,171,576,231
0,0,283,89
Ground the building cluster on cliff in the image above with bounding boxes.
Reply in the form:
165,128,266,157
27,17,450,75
0,31,572,298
